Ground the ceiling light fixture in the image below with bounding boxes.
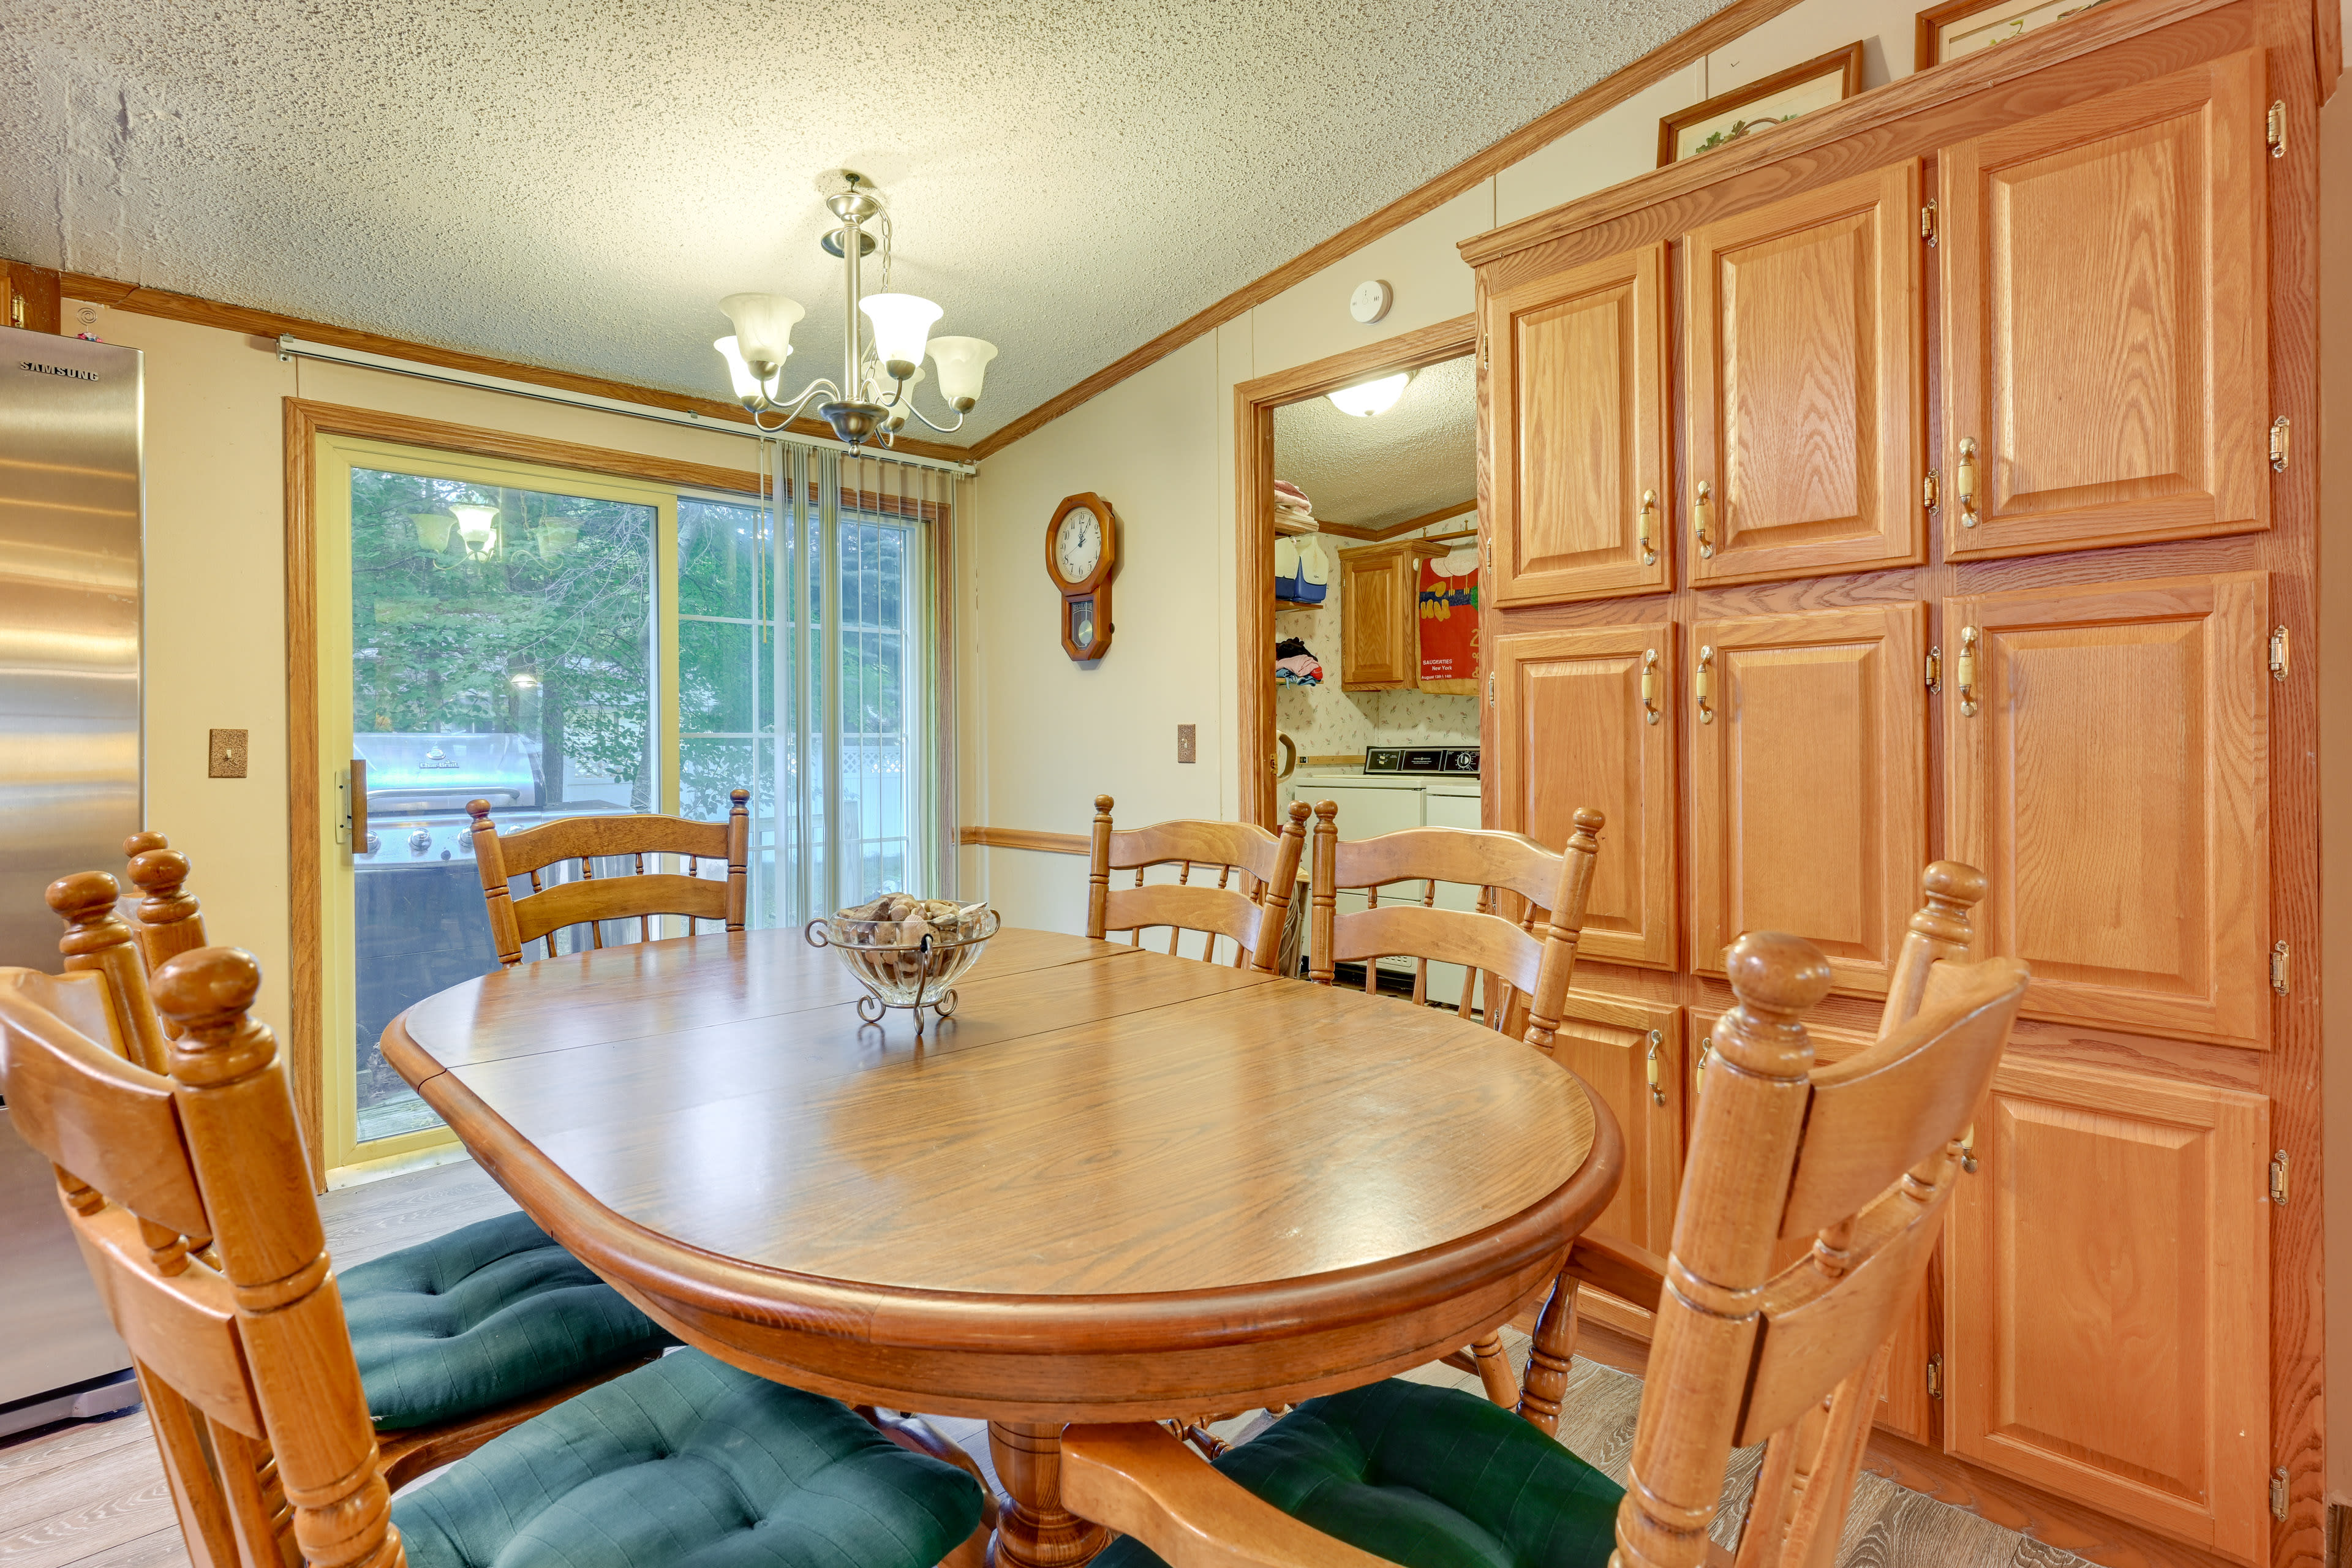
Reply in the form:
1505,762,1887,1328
1327,372,1410,418
448,502,502,557
714,172,1000,448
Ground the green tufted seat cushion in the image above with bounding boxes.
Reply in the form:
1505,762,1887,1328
1094,1379,1624,1568
392,1349,988,1568
344,1210,676,1430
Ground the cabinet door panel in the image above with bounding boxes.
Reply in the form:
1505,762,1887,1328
1690,605,1928,996
1947,1059,2269,1563
1487,244,1670,605
1945,574,2268,1046
1340,550,1412,689
1493,625,1676,968
1684,162,1923,586
1554,991,1683,1268
1940,50,2267,559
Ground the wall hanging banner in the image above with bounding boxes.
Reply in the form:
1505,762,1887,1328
1418,549,1479,687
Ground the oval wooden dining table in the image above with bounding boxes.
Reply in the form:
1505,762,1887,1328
383,924,1623,1568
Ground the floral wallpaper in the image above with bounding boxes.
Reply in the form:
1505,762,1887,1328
1275,597,1478,761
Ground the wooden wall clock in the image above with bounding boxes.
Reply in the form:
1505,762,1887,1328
1046,492,1118,661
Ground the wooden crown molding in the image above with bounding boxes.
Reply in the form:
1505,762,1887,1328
959,826,1090,856
1317,496,1479,543
51,268,969,463
1457,0,2235,267
964,0,1810,462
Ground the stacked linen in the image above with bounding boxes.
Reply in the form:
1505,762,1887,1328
1275,636,1323,686
1273,480,1317,534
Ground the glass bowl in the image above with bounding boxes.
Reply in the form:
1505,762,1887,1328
805,898,998,1031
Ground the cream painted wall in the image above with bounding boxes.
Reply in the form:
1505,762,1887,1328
69,303,758,1055
963,0,1930,929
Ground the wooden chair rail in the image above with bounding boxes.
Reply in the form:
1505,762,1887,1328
1327,825,1567,907
1088,797,1311,972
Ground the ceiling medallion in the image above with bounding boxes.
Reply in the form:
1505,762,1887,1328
713,171,999,448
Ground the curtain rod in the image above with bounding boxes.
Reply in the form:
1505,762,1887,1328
274,336,979,477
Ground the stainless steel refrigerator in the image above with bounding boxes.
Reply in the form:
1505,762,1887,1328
0,323,142,1425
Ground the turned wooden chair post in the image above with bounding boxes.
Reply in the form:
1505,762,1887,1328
725,786,751,932
47,871,168,1072
1085,796,1116,941
126,836,210,978
1307,801,1338,985
1878,859,1987,1033
469,801,524,967
1520,807,1606,1055
152,948,402,1568
1615,934,1831,1568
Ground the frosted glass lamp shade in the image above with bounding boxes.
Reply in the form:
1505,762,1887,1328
450,503,500,555
1327,372,1409,417
720,293,805,371
929,337,998,409
410,512,456,551
861,293,943,376
714,336,771,405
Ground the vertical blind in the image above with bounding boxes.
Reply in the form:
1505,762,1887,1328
742,440,959,928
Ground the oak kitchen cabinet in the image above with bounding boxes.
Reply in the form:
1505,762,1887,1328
1337,538,1445,690
1463,0,2317,1560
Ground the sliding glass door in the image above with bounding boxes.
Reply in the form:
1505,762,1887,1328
311,434,949,1175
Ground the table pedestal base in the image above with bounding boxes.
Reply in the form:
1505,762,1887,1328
989,1421,1112,1568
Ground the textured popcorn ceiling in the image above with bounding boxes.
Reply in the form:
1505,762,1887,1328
0,0,1721,448
1273,354,1476,532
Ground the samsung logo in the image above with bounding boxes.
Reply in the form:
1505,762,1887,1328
19,361,98,382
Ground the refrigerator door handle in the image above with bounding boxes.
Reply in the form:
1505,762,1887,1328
339,760,368,854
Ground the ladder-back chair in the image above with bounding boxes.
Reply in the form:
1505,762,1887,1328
1087,796,1310,971
467,788,750,967
1060,862,2028,1568
0,946,989,1568
1307,802,1605,1048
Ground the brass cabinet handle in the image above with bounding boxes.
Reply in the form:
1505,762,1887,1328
1637,489,1658,565
1644,1030,1665,1106
1961,1122,1979,1175
1694,480,1715,558
1956,438,1980,529
1957,626,1980,717
1695,1035,1711,1099
1640,649,1660,726
1696,645,1715,725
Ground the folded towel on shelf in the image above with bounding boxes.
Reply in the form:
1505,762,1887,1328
1274,479,1312,510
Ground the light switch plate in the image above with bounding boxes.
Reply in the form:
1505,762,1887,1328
1177,724,1196,764
208,728,248,778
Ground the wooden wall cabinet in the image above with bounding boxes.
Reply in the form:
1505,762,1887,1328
1683,162,1924,586
1485,243,1671,605
1945,573,2270,1047
1553,991,1685,1341
1688,603,1928,996
1491,625,1676,968
1337,539,1445,690
1940,50,2269,560
1946,1057,2271,1564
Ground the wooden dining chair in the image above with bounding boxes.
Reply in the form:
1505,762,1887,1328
1061,864,2029,1568
0,944,990,1568
1087,795,1311,970
1307,802,1606,1049
467,788,751,966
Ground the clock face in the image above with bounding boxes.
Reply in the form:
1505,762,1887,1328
1055,509,1102,582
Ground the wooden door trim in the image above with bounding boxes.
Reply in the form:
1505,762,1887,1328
1485,242,1672,606
283,398,761,1184
1490,622,1678,967
1682,159,1925,586
1234,315,1477,828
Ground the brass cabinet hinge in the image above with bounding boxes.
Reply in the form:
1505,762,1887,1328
2271,1468,2290,1521
1925,1354,1943,1401
1487,670,1495,706
1921,199,1938,245
1923,469,1940,512
2271,415,2291,471
2267,100,2286,158
2269,625,2290,682
2271,1148,2291,1205
2272,940,2290,995
1924,646,1942,694
1480,334,1491,368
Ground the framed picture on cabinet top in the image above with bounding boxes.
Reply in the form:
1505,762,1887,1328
1914,0,2114,68
1657,43,1864,166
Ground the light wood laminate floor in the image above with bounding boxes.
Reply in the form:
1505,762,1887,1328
0,1159,2086,1568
